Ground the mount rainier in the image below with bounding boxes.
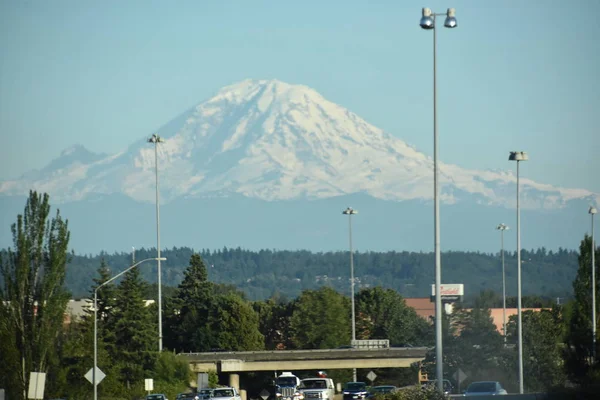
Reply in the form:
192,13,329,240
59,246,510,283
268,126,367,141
0,79,597,254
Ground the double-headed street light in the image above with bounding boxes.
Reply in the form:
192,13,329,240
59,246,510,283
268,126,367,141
93,257,166,400
420,7,457,393
343,206,358,382
590,205,597,361
148,133,165,352
496,223,509,345
509,151,528,394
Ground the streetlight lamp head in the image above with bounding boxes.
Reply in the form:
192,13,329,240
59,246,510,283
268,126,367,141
497,223,509,231
509,151,529,162
147,134,164,144
590,206,598,215
420,8,435,29
444,8,457,28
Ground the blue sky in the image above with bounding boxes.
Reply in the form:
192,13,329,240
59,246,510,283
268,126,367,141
1,0,599,192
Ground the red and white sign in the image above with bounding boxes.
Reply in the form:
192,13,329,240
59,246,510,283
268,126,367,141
431,284,464,300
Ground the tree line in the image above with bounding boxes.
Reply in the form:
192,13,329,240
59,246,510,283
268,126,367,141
1,192,599,399
61,245,579,302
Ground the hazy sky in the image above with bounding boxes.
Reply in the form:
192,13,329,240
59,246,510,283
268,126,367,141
1,0,599,192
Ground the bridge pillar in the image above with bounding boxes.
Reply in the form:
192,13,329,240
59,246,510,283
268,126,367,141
229,373,240,391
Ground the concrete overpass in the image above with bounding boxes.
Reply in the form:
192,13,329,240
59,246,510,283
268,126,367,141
178,347,428,390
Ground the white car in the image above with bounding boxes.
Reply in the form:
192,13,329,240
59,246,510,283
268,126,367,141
211,388,241,400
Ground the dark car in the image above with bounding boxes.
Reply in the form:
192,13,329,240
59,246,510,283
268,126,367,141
367,385,397,398
176,393,200,400
342,382,368,400
147,395,168,400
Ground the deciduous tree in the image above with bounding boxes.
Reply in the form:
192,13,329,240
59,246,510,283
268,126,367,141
0,191,71,400
289,287,350,348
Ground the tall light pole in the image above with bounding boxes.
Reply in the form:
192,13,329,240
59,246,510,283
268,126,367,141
148,133,165,352
93,257,166,400
497,223,509,345
590,205,597,361
419,7,457,393
509,151,528,394
343,206,358,382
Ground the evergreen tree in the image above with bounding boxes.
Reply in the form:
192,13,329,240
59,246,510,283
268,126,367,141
0,191,71,400
165,253,216,352
111,266,156,387
565,234,599,382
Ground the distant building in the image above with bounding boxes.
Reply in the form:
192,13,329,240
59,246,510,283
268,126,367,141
404,297,546,334
63,298,156,324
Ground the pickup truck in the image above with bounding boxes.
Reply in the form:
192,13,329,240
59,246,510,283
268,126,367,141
298,378,335,400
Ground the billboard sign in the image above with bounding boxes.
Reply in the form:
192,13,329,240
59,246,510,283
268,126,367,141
430,284,464,302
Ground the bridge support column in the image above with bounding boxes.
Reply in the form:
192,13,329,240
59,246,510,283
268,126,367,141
229,373,240,391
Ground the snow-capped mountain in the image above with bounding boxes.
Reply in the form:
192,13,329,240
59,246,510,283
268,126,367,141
0,79,598,209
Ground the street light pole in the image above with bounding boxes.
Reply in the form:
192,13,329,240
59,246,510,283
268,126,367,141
590,206,597,361
419,7,457,393
148,133,165,352
497,223,509,345
509,151,528,394
343,207,358,382
93,257,166,400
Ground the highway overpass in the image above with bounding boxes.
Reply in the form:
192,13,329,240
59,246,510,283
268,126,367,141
178,347,428,390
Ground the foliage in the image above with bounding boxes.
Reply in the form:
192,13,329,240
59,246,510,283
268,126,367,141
152,351,192,384
289,286,351,348
111,266,157,386
0,191,71,400
165,253,216,352
61,246,579,301
564,234,600,383
253,297,294,349
381,385,446,400
211,293,264,350
165,253,264,352
505,308,567,392
356,287,433,346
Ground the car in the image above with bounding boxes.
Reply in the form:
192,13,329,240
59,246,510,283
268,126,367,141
367,385,397,398
342,382,368,400
211,387,242,400
176,393,200,400
147,395,168,400
197,388,214,400
463,381,507,396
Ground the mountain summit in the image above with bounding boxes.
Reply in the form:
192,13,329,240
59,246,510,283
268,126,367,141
0,79,597,209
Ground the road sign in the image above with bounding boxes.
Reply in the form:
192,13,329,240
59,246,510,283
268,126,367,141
351,339,390,349
260,389,270,400
84,367,106,385
452,368,467,385
145,379,154,391
366,371,377,383
27,372,46,399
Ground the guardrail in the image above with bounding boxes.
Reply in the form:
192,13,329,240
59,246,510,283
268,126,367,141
178,347,429,362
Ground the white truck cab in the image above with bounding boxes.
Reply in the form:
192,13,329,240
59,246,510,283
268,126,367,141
298,377,336,400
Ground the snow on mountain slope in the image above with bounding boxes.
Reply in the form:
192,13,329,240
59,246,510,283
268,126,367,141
0,79,597,209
